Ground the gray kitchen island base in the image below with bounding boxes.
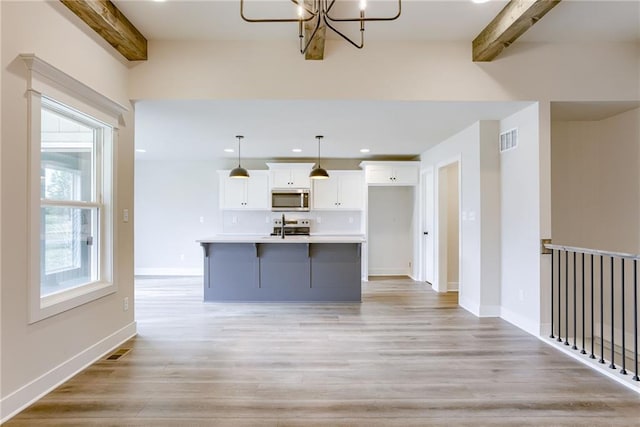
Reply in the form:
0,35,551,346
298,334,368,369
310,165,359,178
201,242,361,302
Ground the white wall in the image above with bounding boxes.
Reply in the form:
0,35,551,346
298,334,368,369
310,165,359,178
135,159,221,275
499,104,546,336
130,41,638,102
446,164,460,289
551,108,640,253
368,186,414,276
421,121,501,315
1,1,135,421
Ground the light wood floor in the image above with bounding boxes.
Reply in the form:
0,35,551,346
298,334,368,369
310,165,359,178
7,276,640,426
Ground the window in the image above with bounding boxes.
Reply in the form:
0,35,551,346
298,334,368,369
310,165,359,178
23,54,124,323
40,102,105,297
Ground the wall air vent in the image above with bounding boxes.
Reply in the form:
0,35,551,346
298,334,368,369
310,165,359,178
499,128,518,153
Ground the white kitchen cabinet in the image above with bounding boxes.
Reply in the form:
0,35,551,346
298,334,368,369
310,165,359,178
361,161,419,186
219,171,269,209
312,171,363,210
267,163,314,188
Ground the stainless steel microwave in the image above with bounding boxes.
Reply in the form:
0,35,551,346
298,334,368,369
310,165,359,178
271,188,310,211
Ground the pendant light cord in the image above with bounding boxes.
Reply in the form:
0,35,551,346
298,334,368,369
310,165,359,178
316,135,323,168
236,135,243,167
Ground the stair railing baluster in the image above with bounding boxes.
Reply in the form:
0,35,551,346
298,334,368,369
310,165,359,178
550,249,555,339
590,254,596,359
572,252,578,350
633,259,638,382
558,249,563,343
620,259,627,375
609,256,616,369
599,255,605,364
581,252,586,354
564,252,569,345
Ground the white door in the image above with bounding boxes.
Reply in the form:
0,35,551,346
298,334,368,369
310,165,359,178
422,169,434,284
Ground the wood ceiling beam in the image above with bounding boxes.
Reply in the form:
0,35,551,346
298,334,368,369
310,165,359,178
60,0,147,61
472,0,561,62
304,0,326,60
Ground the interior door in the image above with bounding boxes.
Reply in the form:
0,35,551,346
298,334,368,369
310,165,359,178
422,169,434,284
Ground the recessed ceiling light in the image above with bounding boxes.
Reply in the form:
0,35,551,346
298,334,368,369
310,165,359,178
292,148,302,153
135,149,146,153
471,0,490,3
360,148,370,153
224,148,234,153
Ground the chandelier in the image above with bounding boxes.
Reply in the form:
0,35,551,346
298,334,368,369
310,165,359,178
240,0,402,55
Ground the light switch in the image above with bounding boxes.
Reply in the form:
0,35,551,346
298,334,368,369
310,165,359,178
123,209,129,223
199,216,204,224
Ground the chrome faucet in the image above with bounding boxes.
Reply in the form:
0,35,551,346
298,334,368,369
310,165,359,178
281,213,286,239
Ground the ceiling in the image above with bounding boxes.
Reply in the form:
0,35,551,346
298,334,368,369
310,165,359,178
134,100,533,160
123,1,640,161
114,1,640,43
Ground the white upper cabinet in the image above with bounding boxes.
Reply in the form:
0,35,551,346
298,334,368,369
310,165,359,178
360,161,420,186
312,171,363,210
219,171,269,210
267,163,314,188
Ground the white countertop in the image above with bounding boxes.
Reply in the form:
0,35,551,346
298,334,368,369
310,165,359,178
197,234,365,244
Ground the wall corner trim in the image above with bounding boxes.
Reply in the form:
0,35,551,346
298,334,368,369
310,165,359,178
0,322,137,423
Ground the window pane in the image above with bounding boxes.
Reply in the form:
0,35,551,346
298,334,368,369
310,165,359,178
41,108,94,202
41,206,98,296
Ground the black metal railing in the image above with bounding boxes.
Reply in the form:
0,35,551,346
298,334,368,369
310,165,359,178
546,244,639,382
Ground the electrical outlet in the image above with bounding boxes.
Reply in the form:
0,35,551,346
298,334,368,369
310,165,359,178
232,216,238,224
199,216,204,224
123,297,129,311
123,209,129,223
519,289,525,301
317,216,322,224
349,217,354,224
409,261,412,268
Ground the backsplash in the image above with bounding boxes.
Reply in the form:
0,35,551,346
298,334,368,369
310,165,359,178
221,211,363,235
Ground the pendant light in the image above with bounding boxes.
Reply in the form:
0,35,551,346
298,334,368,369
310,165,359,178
229,135,250,178
309,135,330,179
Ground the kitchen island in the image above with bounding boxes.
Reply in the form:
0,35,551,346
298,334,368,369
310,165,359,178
198,235,364,302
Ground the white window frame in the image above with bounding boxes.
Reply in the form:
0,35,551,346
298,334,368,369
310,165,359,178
22,54,127,323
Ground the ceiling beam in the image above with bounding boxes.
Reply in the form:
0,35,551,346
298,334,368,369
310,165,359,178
59,0,147,61
304,0,326,60
472,0,561,62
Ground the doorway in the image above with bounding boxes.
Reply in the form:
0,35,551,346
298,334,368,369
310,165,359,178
367,186,414,278
437,161,460,293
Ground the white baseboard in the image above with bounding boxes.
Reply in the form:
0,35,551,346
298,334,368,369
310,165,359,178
478,305,501,317
447,281,459,291
500,306,539,336
538,336,640,395
135,267,202,276
0,321,137,424
458,296,500,317
368,268,410,276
